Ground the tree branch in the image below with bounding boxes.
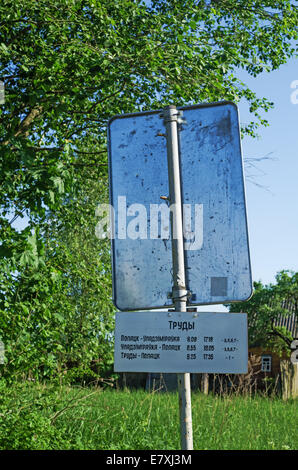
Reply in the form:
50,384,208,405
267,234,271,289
268,322,292,347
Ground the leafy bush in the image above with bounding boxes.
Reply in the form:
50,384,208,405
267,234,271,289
0,380,72,449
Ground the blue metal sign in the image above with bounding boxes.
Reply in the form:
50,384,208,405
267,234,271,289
107,101,252,310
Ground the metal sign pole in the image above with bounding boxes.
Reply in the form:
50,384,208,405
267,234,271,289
161,105,193,451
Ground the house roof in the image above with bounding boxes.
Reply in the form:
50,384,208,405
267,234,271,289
274,300,297,338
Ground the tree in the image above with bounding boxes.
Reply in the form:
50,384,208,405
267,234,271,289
0,164,115,381
1,1,298,218
0,0,297,380
229,270,298,355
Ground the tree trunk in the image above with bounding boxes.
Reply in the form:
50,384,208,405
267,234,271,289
280,360,298,400
201,373,209,395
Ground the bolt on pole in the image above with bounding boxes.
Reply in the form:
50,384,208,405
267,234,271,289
161,105,193,451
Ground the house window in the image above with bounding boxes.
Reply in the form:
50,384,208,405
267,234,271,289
261,355,272,372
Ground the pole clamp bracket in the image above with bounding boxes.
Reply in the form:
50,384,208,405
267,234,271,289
160,106,185,125
171,287,191,301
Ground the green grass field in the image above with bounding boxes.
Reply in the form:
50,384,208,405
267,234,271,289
0,381,297,450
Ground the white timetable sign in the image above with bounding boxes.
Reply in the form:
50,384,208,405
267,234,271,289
114,311,248,374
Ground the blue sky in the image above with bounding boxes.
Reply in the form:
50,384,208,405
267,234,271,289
238,57,298,286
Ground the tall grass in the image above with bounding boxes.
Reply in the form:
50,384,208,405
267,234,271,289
0,381,297,450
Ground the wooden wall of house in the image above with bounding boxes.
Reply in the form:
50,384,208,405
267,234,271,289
248,347,290,377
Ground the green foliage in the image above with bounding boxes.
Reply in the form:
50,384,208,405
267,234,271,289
0,173,115,382
1,383,297,450
229,270,298,354
1,0,297,220
0,1,297,381
0,380,72,449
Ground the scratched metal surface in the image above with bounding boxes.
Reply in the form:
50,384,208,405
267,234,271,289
108,102,252,311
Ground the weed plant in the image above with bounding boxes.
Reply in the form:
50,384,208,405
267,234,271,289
0,380,296,450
